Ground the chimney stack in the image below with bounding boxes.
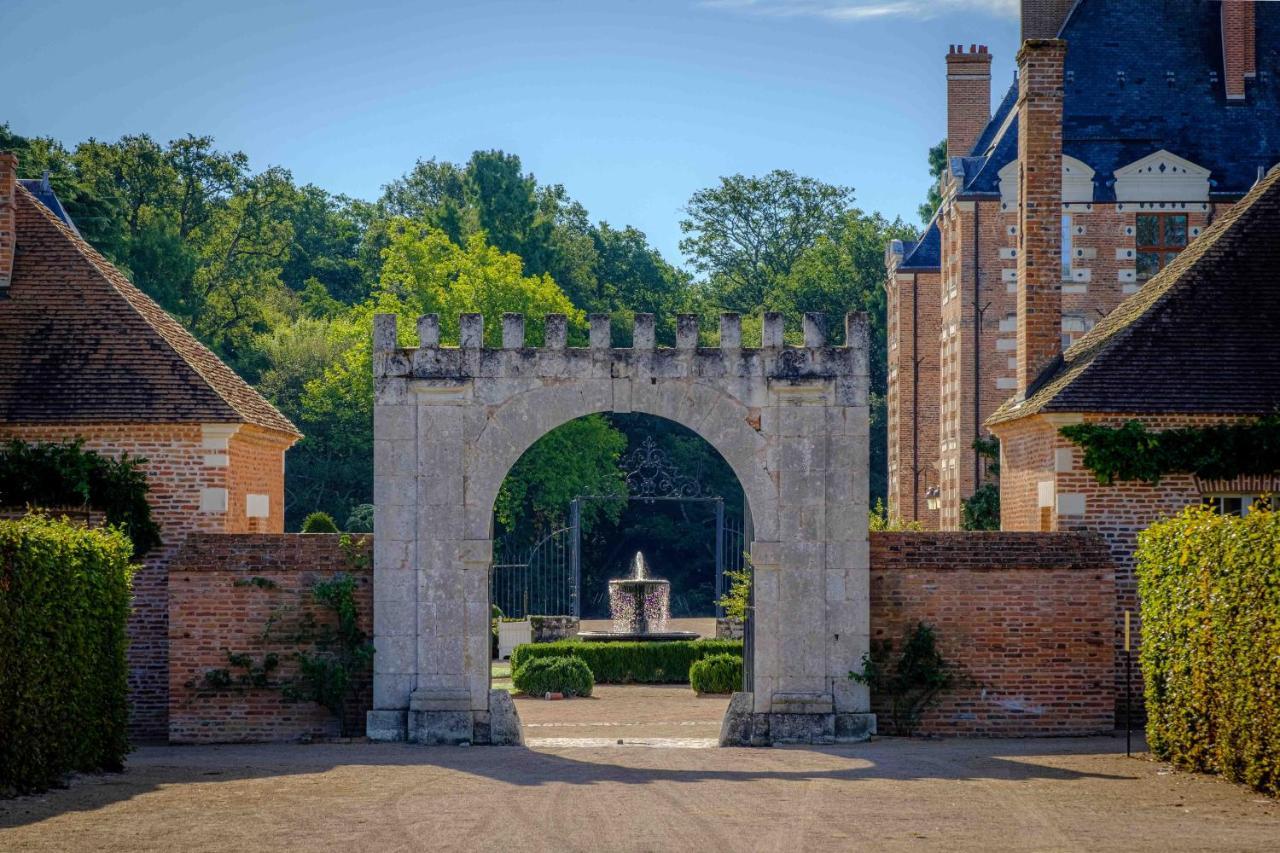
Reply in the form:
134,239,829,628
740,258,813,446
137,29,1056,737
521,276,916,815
1021,0,1075,41
1015,40,1066,397
946,44,993,158
0,151,16,294
1222,1,1257,100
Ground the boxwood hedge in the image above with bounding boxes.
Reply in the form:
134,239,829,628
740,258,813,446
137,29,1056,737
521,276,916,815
509,639,742,684
1137,504,1280,796
0,515,134,795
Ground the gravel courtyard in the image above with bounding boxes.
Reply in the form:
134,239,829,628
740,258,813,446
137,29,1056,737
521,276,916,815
2,736,1276,852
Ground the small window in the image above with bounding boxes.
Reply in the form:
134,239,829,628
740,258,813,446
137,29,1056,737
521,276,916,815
1202,494,1274,518
1135,213,1189,282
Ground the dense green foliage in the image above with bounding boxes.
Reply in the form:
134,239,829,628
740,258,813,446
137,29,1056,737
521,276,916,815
1061,416,1280,486
960,437,1001,531
282,572,374,736
511,655,594,698
688,653,743,695
509,639,742,684
0,439,161,555
0,516,134,795
1137,505,1280,796
850,622,960,736
2,122,912,536
300,511,339,533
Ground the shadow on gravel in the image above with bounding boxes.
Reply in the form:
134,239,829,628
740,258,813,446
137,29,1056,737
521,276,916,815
0,739,1137,829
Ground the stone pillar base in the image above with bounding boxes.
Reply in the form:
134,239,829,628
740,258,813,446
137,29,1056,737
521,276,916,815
719,693,876,746
366,709,408,742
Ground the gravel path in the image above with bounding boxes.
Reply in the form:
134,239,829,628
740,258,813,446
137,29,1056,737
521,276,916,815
2,736,1276,852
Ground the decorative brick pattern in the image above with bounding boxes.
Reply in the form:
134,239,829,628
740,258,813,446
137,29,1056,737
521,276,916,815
168,534,372,744
870,531,1115,736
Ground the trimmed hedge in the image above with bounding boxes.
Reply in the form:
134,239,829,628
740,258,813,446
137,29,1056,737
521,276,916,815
0,515,134,795
512,656,594,698
689,653,742,695
1137,505,1280,796
510,639,742,684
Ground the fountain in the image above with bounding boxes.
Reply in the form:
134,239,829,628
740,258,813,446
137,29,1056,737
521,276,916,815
577,552,701,642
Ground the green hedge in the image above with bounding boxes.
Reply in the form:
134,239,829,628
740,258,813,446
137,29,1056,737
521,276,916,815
510,639,742,684
689,653,742,695
1137,505,1280,796
512,656,594,698
0,515,134,795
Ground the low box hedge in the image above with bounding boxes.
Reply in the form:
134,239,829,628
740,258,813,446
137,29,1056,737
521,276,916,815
0,514,134,795
1137,504,1280,796
509,639,742,684
512,655,594,698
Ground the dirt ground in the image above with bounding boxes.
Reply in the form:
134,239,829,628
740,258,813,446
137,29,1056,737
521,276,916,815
3,732,1277,852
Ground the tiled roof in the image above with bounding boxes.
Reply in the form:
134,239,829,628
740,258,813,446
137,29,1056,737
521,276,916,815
988,164,1280,426
898,219,941,271
962,0,1280,199
0,185,301,437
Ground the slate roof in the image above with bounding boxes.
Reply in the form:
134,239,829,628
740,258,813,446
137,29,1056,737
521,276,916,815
0,184,301,437
988,163,1280,426
898,219,941,271
960,0,1280,199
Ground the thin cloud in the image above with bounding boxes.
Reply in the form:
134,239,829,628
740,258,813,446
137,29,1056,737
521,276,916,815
701,0,1019,22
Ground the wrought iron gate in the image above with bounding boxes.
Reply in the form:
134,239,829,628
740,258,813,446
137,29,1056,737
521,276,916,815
490,526,576,619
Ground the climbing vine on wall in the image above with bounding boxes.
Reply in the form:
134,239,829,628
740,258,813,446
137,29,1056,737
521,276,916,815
1060,415,1280,485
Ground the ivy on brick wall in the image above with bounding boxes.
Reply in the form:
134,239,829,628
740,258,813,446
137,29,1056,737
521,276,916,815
1059,415,1280,485
0,439,161,556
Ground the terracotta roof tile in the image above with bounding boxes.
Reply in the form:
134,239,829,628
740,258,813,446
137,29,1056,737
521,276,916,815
0,185,301,438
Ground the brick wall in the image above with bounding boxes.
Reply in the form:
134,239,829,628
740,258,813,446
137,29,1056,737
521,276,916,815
869,531,1115,736
169,533,372,744
0,421,294,738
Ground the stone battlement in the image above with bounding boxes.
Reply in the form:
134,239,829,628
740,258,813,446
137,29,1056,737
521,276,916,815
373,311,869,394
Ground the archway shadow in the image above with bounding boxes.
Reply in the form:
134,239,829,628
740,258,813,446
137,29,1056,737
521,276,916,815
0,736,1141,829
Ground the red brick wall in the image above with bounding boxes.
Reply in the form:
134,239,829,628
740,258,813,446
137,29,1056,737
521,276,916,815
869,531,1115,736
169,533,372,744
0,421,294,738
886,265,942,528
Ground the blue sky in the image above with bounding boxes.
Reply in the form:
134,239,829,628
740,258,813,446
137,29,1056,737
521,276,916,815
5,0,1018,262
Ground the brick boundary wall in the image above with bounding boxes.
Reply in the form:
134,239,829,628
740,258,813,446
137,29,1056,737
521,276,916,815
870,531,1116,737
169,533,372,744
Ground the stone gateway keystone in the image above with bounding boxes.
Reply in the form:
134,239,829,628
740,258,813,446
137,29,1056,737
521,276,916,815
367,311,876,745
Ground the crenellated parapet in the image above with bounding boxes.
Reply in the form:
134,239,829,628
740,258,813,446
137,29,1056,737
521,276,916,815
373,311,870,405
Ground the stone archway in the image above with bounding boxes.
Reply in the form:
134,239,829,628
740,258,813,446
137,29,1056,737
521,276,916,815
367,311,875,745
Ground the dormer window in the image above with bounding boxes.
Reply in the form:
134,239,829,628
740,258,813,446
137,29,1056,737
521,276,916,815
1136,213,1188,281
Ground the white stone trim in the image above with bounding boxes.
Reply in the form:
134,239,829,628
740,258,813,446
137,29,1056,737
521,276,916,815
1113,150,1211,202
199,487,228,513
201,423,240,451
245,494,270,518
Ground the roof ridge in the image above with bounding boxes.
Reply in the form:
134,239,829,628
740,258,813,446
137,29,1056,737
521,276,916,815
14,185,301,437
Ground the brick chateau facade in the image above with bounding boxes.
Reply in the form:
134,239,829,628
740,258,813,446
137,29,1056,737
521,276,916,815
887,0,1280,530
0,152,300,738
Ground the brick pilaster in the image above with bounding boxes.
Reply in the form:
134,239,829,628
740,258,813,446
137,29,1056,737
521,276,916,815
1016,39,1066,397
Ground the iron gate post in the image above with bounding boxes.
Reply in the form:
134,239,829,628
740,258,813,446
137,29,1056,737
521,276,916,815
569,499,581,619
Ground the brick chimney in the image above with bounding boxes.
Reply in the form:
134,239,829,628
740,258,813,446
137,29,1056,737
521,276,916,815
1222,1,1257,100
947,44,992,157
0,151,16,294
1015,39,1066,397
1021,0,1075,41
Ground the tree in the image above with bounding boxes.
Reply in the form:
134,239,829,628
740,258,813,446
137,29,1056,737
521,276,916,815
917,139,947,225
679,170,854,308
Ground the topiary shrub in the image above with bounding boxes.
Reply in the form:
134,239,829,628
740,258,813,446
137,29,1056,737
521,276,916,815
510,639,741,684
0,514,134,795
301,511,339,533
689,653,742,695
512,655,594,698
1138,504,1280,796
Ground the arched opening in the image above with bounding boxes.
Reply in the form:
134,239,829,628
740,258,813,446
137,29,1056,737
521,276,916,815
487,412,751,746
